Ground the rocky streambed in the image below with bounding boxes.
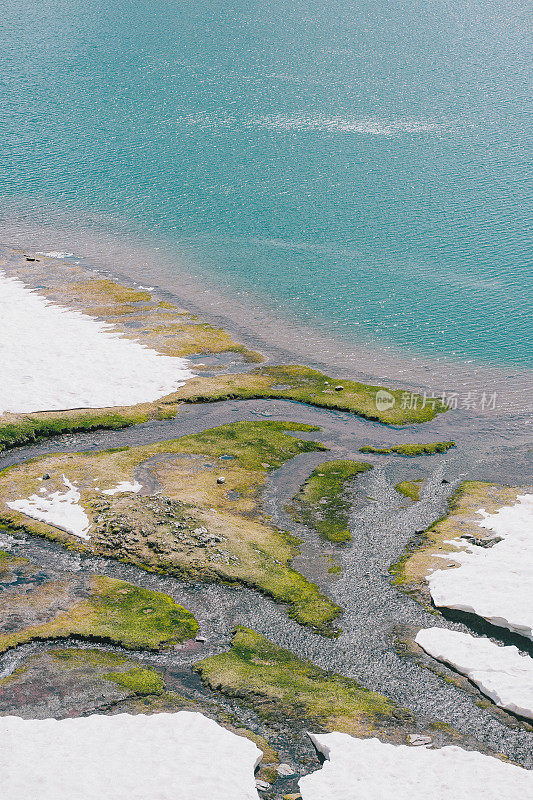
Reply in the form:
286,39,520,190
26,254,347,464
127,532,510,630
0,398,531,800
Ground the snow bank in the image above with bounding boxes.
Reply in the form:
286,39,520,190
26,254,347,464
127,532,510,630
299,733,533,800
102,480,142,495
427,494,533,641
416,627,533,719
0,711,262,800
7,476,91,540
0,270,194,414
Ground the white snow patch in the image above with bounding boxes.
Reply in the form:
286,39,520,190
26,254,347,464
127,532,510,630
102,480,142,495
0,711,262,800
0,270,194,414
299,733,533,799
427,494,533,641
7,476,91,540
416,627,533,720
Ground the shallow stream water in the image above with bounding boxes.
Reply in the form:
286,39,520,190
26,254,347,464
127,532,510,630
1,398,532,773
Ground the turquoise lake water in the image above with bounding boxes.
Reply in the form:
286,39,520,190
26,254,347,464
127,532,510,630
0,0,531,366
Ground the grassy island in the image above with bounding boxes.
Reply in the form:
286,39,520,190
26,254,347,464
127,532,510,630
395,480,424,501
195,626,412,740
287,460,373,543
169,365,448,425
0,554,198,653
360,442,455,457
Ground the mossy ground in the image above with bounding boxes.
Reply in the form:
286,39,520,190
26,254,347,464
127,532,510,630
169,365,447,424
195,627,413,740
395,480,423,501
103,667,165,695
0,368,450,456
360,442,455,456
0,409,147,455
0,422,341,632
287,460,373,543
389,481,533,598
0,569,198,653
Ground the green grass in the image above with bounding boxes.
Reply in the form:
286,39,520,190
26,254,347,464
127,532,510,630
0,411,145,454
103,667,165,696
195,627,406,735
51,648,164,695
175,420,326,470
87,578,199,647
50,648,134,669
395,480,423,501
172,365,448,424
287,460,373,543
0,576,199,653
360,442,455,456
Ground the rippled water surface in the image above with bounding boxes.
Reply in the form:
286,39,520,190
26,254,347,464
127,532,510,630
0,0,531,365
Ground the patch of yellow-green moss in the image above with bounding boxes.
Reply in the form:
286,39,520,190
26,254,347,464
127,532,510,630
195,627,410,738
0,410,147,454
69,279,153,304
360,442,455,456
0,575,199,653
395,480,423,501
103,667,165,696
287,460,373,543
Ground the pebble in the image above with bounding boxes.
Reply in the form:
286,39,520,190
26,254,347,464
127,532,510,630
217,476,226,484
277,763,296,776
407,734,433,746
255,779,271,791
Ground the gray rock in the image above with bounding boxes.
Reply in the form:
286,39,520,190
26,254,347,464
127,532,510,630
407,734,432,746
277,763,296,776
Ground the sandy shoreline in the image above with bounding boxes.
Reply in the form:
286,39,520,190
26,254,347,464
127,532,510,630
0,223,531,417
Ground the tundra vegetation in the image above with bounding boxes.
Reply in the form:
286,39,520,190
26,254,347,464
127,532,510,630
287,460,373,543
0,422,342,633
196,626,418,741
395,480,424,501
0,268,450,455
0,552,198,653
360,442,456,456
